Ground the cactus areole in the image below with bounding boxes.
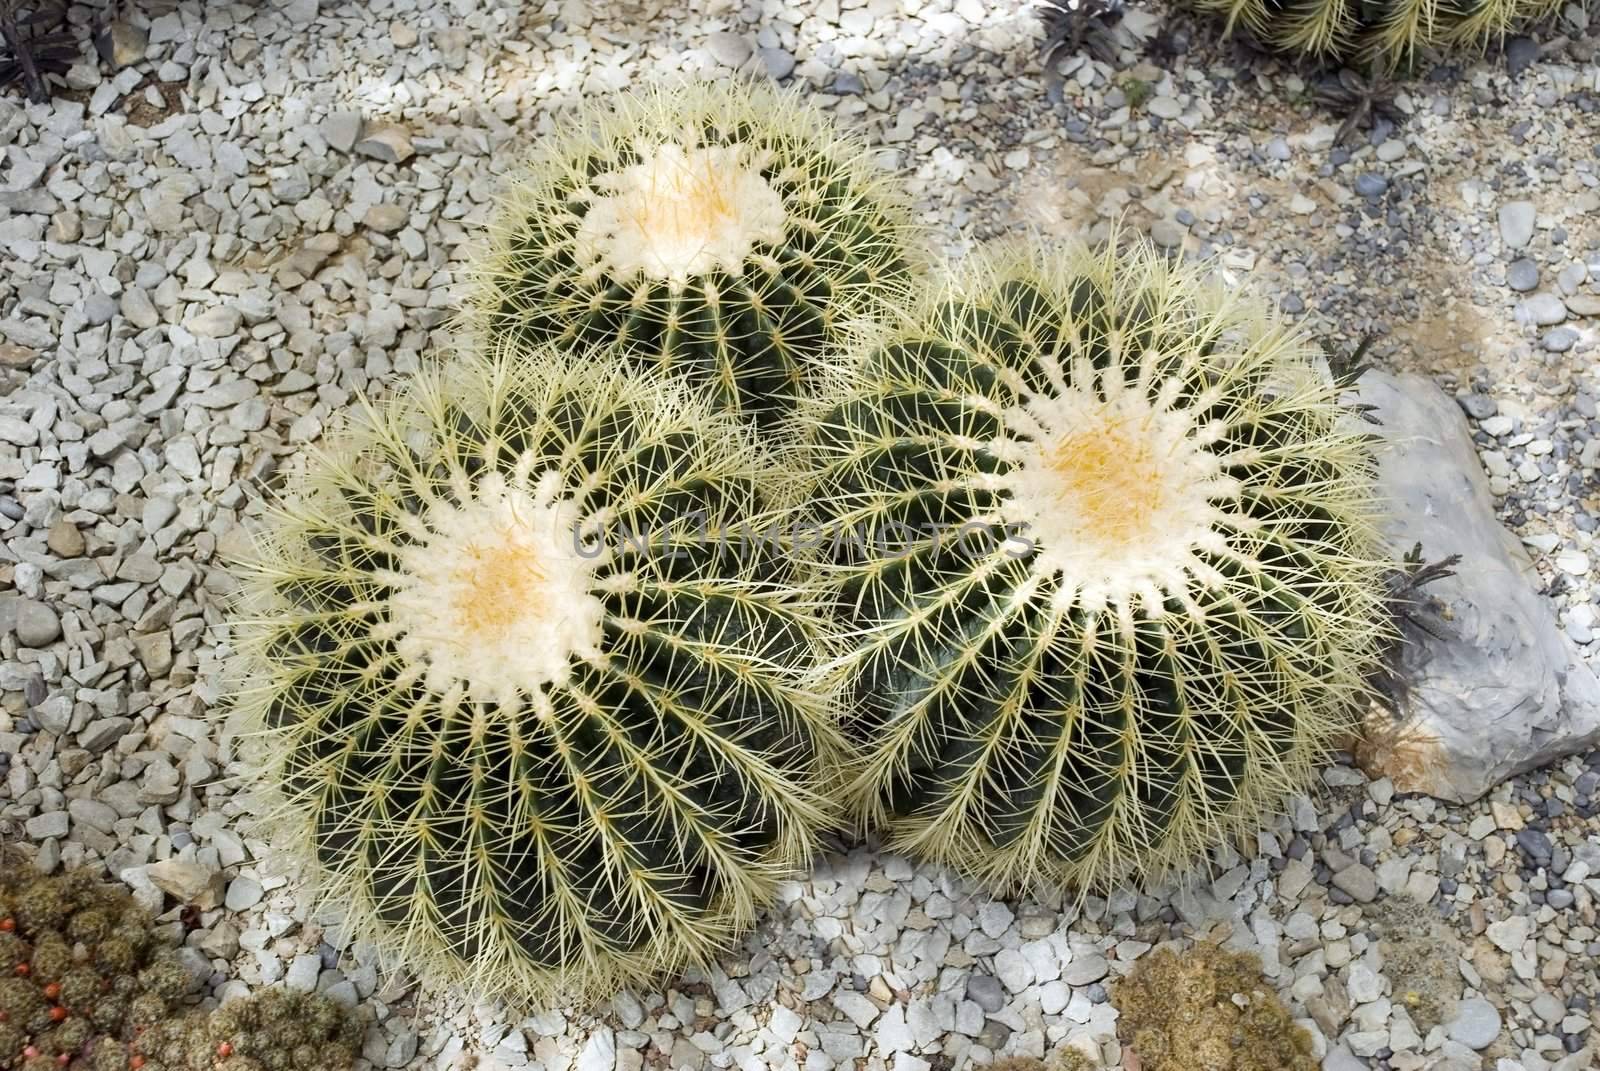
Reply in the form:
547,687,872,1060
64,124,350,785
799,239,1392,893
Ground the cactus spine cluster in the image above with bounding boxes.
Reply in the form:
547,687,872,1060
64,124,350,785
1192,0,1567,63
229,341,842,1005
138,989,360,1071
0,859,190,1071
792,239,1391,893
471,79,915,426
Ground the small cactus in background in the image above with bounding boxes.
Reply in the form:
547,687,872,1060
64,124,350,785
1113,943,1317,1070
471,79,916,426
1190,0,1566,64
0,855,190,1071
794,238,1391,893
138,989,360,1071
227,341,844,1006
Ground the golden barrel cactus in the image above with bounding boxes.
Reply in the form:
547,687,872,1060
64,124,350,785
793,238,1392,893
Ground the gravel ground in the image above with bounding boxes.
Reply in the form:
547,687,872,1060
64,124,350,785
1,1,1598,1070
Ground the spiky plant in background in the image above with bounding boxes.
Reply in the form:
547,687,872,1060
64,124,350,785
1112,943,1317,1070
793,238,1391,894
137,989,360,1071
471,79,916,427
0,855,191,1071
226,341,844,1006
1190,0,1568,64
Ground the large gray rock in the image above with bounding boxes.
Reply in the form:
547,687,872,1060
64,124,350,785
1355,371,1600,802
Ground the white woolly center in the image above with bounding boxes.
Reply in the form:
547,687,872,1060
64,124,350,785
987,361,1238,617
574,141,787,285
386,471,607,705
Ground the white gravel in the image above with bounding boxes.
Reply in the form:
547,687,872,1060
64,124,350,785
2,1,1599,1070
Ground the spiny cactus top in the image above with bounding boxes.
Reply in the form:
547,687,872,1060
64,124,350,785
795,239,1391,893
228,344,842,1006
472,79,916,426
1192,0,1566,62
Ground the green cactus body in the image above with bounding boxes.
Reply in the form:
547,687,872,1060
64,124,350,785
1193,0,1567,63
472,80,916,426
795,240,1391,893
229,343,842,1005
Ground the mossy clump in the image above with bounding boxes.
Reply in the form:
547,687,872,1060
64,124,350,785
139,990,360,1071
988,1054,1100,1071
1370,896,1462,1031
0,855,189,1071
1112,943,1317,1071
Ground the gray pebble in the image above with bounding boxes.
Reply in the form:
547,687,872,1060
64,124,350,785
1332,862,1379,902
965,973,1005,1013
1517,293,1567,326
1456,392,1497,420
1507,258,1540,292
1447,997,1502,1049
758,47,795,80
1499,200,1536,249
224,875,265,911
1354,173,1388,197
1542,327,1578,353
15,599,62,647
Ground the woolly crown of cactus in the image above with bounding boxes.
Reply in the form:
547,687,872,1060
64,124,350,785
470,78,916,425
792,238,1392,893
1193,0,1566,63
226,342,843,1006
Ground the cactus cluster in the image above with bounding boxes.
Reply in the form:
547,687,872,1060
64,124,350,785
230,341,842,1006
225,77,1400,1008
471,79,915,426
0,859,189,1071
1191,0,1567,63
792,239,1391,893
137,990,359,1071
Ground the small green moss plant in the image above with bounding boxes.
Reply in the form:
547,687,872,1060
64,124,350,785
794,237,1391,894
471,78,917,426
0,855,189,1071
227,341,844,1006
138,989,360,1071
1191,0,1568,65
1112,943,1316,1071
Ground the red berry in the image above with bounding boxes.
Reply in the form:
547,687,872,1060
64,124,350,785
130,1058,145,1070
57,1055,71,1067
24,1046,39,1059
216,1042,233,1058
44,983,62,1000
51,1006,68,1022
14,963,28,976
0,918,13,932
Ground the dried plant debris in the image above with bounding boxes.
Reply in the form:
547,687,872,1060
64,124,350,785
1037,0,1127,67
0,0,77,103
1112,943,1318,1071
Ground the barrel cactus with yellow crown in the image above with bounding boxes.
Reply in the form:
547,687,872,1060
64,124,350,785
1191,0,1570,64
792,238,1393,893
226,342,844,1005
471,79,916,426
